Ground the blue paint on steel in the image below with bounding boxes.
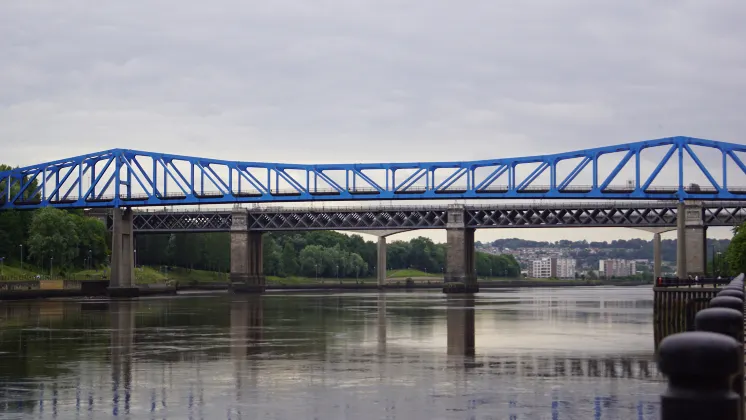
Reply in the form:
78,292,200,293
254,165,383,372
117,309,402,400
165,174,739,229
1,136,745,209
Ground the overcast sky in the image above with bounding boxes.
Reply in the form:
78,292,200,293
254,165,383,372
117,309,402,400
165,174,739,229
1,1,744,243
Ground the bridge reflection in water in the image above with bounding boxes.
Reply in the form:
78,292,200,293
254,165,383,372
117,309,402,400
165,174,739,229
0,289,661,419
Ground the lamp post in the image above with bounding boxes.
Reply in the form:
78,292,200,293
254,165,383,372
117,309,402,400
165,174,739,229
19,244,23,271
50,257,53,278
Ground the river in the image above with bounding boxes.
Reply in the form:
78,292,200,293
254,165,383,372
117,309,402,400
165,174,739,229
0,287,662,419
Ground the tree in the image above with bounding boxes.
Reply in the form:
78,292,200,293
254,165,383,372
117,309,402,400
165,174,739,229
73,214,109,268
725,223,746,275
280,242,299,276
27,208,80,270
263,236,282,276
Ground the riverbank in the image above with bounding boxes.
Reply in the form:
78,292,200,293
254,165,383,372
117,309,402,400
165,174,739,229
175,279,649,292
0,278,649,300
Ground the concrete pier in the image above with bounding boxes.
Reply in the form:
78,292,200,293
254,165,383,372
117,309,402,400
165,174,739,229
654,232,662,280
444,205,478,293
230,209,266,293
109,208,138,297
377,237,387,287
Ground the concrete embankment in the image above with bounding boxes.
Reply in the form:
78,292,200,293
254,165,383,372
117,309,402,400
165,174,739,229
0,279,647,300
179,280,648,292
0,281,177,300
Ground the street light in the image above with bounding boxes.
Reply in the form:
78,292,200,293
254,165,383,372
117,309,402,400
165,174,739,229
19,244,22,271
50,257,53,277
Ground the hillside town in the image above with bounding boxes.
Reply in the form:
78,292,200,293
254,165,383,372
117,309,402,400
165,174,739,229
476,237,731,279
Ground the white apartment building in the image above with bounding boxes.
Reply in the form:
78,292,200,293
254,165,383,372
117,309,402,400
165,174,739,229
531,258,554,278
556,258,576,279
599,259,636,278
531,257,576,279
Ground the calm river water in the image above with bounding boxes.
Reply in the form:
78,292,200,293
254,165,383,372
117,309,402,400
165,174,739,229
0,287,662,419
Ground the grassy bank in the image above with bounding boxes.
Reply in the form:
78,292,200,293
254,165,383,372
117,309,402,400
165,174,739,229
0,263,647,286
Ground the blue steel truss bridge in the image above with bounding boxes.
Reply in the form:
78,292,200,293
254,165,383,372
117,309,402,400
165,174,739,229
4,136,746,210
106,201,746,232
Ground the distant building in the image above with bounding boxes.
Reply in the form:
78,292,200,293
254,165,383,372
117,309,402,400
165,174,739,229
556,258,577,279
599,259,636,278
531,257,576,279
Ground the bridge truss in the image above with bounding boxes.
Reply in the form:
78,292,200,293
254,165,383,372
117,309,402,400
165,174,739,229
107,202,746,232
4,136,746,210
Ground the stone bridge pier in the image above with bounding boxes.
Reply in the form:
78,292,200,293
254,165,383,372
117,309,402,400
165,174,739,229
230,209,266,293
677,201,707,279
444,204,478,293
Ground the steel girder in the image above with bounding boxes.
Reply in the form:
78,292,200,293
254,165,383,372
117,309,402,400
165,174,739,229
112,202,746,232
130,212,232,232
4,136,746,210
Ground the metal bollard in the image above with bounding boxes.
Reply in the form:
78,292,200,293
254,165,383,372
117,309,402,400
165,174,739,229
695,307,745,420
718,289,745,301
710,296,744,312
658,331,741,420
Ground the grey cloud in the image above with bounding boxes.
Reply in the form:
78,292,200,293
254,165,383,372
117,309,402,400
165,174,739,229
0,1,744,208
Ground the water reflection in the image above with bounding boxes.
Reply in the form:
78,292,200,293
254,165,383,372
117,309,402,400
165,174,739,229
0,287,662,419
110,300,135,417
446,295,475,357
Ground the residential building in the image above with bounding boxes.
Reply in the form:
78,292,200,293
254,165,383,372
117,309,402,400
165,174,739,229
556,258,577,279
599,259,636,278
530,257,576,279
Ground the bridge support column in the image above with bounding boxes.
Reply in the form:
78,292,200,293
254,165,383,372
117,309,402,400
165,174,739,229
109,208,139,297
677,202,706,279
653,232,662,282
444,205,478,293
230,209,266,293
377,237,387,287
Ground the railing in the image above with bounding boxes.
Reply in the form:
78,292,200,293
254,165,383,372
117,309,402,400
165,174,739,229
16,184,732,206
655,276,734,288
657,273,744,419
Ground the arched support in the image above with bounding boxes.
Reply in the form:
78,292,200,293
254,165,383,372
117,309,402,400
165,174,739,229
346,229,411,287
632,227,675,282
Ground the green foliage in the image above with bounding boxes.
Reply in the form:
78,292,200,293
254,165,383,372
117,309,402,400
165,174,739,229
725,222,746,274
280,242,299,276
27,208,81,269
136,231,518,280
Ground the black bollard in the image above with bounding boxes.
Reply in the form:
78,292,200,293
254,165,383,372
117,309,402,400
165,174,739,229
710,296,744,313
695,307,745,420
718,289,745,301
658,331,741,420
